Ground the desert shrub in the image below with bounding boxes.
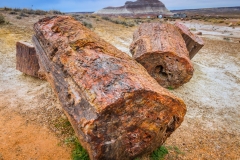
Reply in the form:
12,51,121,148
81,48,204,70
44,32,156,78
82,21,93,29
236,21,240,26
23,9,35,15
4,7,12,11
9,11,17,15
218,20,224,23
35,9,47,15
16,16,22,19
119,21,128,26
134,19,142,24
13,8,22,12
102,16,110,21
19,12,29,17
190,28,196,31
49,10,63,15
72,15,83,21
89,15,96,18
0,14,5,24
127,22,135,27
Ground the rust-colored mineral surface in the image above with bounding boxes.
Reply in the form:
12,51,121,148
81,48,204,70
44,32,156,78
33,16,186,160
130,23,194,89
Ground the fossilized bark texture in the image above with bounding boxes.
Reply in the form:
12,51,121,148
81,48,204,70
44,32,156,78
130,23,194,89
16,41,40,77
33,16,186,160
174,22,204,59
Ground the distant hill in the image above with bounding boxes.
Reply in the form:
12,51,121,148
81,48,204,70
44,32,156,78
94,0,173,17
171,6,240,18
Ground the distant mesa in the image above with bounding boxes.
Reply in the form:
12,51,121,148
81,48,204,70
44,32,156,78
94,0,173,17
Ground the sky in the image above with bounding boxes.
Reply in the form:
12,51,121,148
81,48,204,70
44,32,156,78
0,0,239,12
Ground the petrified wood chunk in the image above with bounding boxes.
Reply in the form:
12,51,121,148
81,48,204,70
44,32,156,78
130,23,194,89
174,22,204,59
16,41,40,77
33,16,186,160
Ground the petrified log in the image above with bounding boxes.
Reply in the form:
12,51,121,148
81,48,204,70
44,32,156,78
16,41,40,77
33,16,186,160
174,22,204,59
130,23,194,89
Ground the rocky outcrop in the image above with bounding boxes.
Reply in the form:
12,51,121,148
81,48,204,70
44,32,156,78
94,0,172,16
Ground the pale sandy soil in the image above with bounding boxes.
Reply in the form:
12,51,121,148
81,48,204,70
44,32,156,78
0,12,239,160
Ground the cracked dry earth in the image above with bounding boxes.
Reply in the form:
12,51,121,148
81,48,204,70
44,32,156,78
0,12,240,160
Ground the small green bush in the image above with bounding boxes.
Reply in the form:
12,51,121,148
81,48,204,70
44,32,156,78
65,136,89,160
150,146,169,160
0,14,5,24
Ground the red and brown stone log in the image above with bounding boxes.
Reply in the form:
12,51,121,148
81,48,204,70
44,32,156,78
130,23,194,89
33,16,186,160
16,41,40,77
174,22,204,59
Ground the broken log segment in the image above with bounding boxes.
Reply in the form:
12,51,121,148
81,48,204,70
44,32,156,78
130,23,194,89
33,16,186,160
174,22,204,59
16,41,40,77
16,41,46,79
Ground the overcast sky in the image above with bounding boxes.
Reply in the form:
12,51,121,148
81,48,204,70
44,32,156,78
0,0,239,12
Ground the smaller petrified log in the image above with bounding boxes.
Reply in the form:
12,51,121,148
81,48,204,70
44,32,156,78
130,23,194,89
16,41,40,77
174,22,204,59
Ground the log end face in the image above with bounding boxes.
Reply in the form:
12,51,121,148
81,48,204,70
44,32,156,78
135,52,194,89
82,90,186,159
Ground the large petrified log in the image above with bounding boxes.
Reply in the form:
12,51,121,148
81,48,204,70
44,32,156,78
130,23,194,89
16,41,40,77
33,16,186,160
174,22,204,59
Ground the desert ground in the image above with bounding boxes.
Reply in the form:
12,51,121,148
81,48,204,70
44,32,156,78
0,10,240,160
